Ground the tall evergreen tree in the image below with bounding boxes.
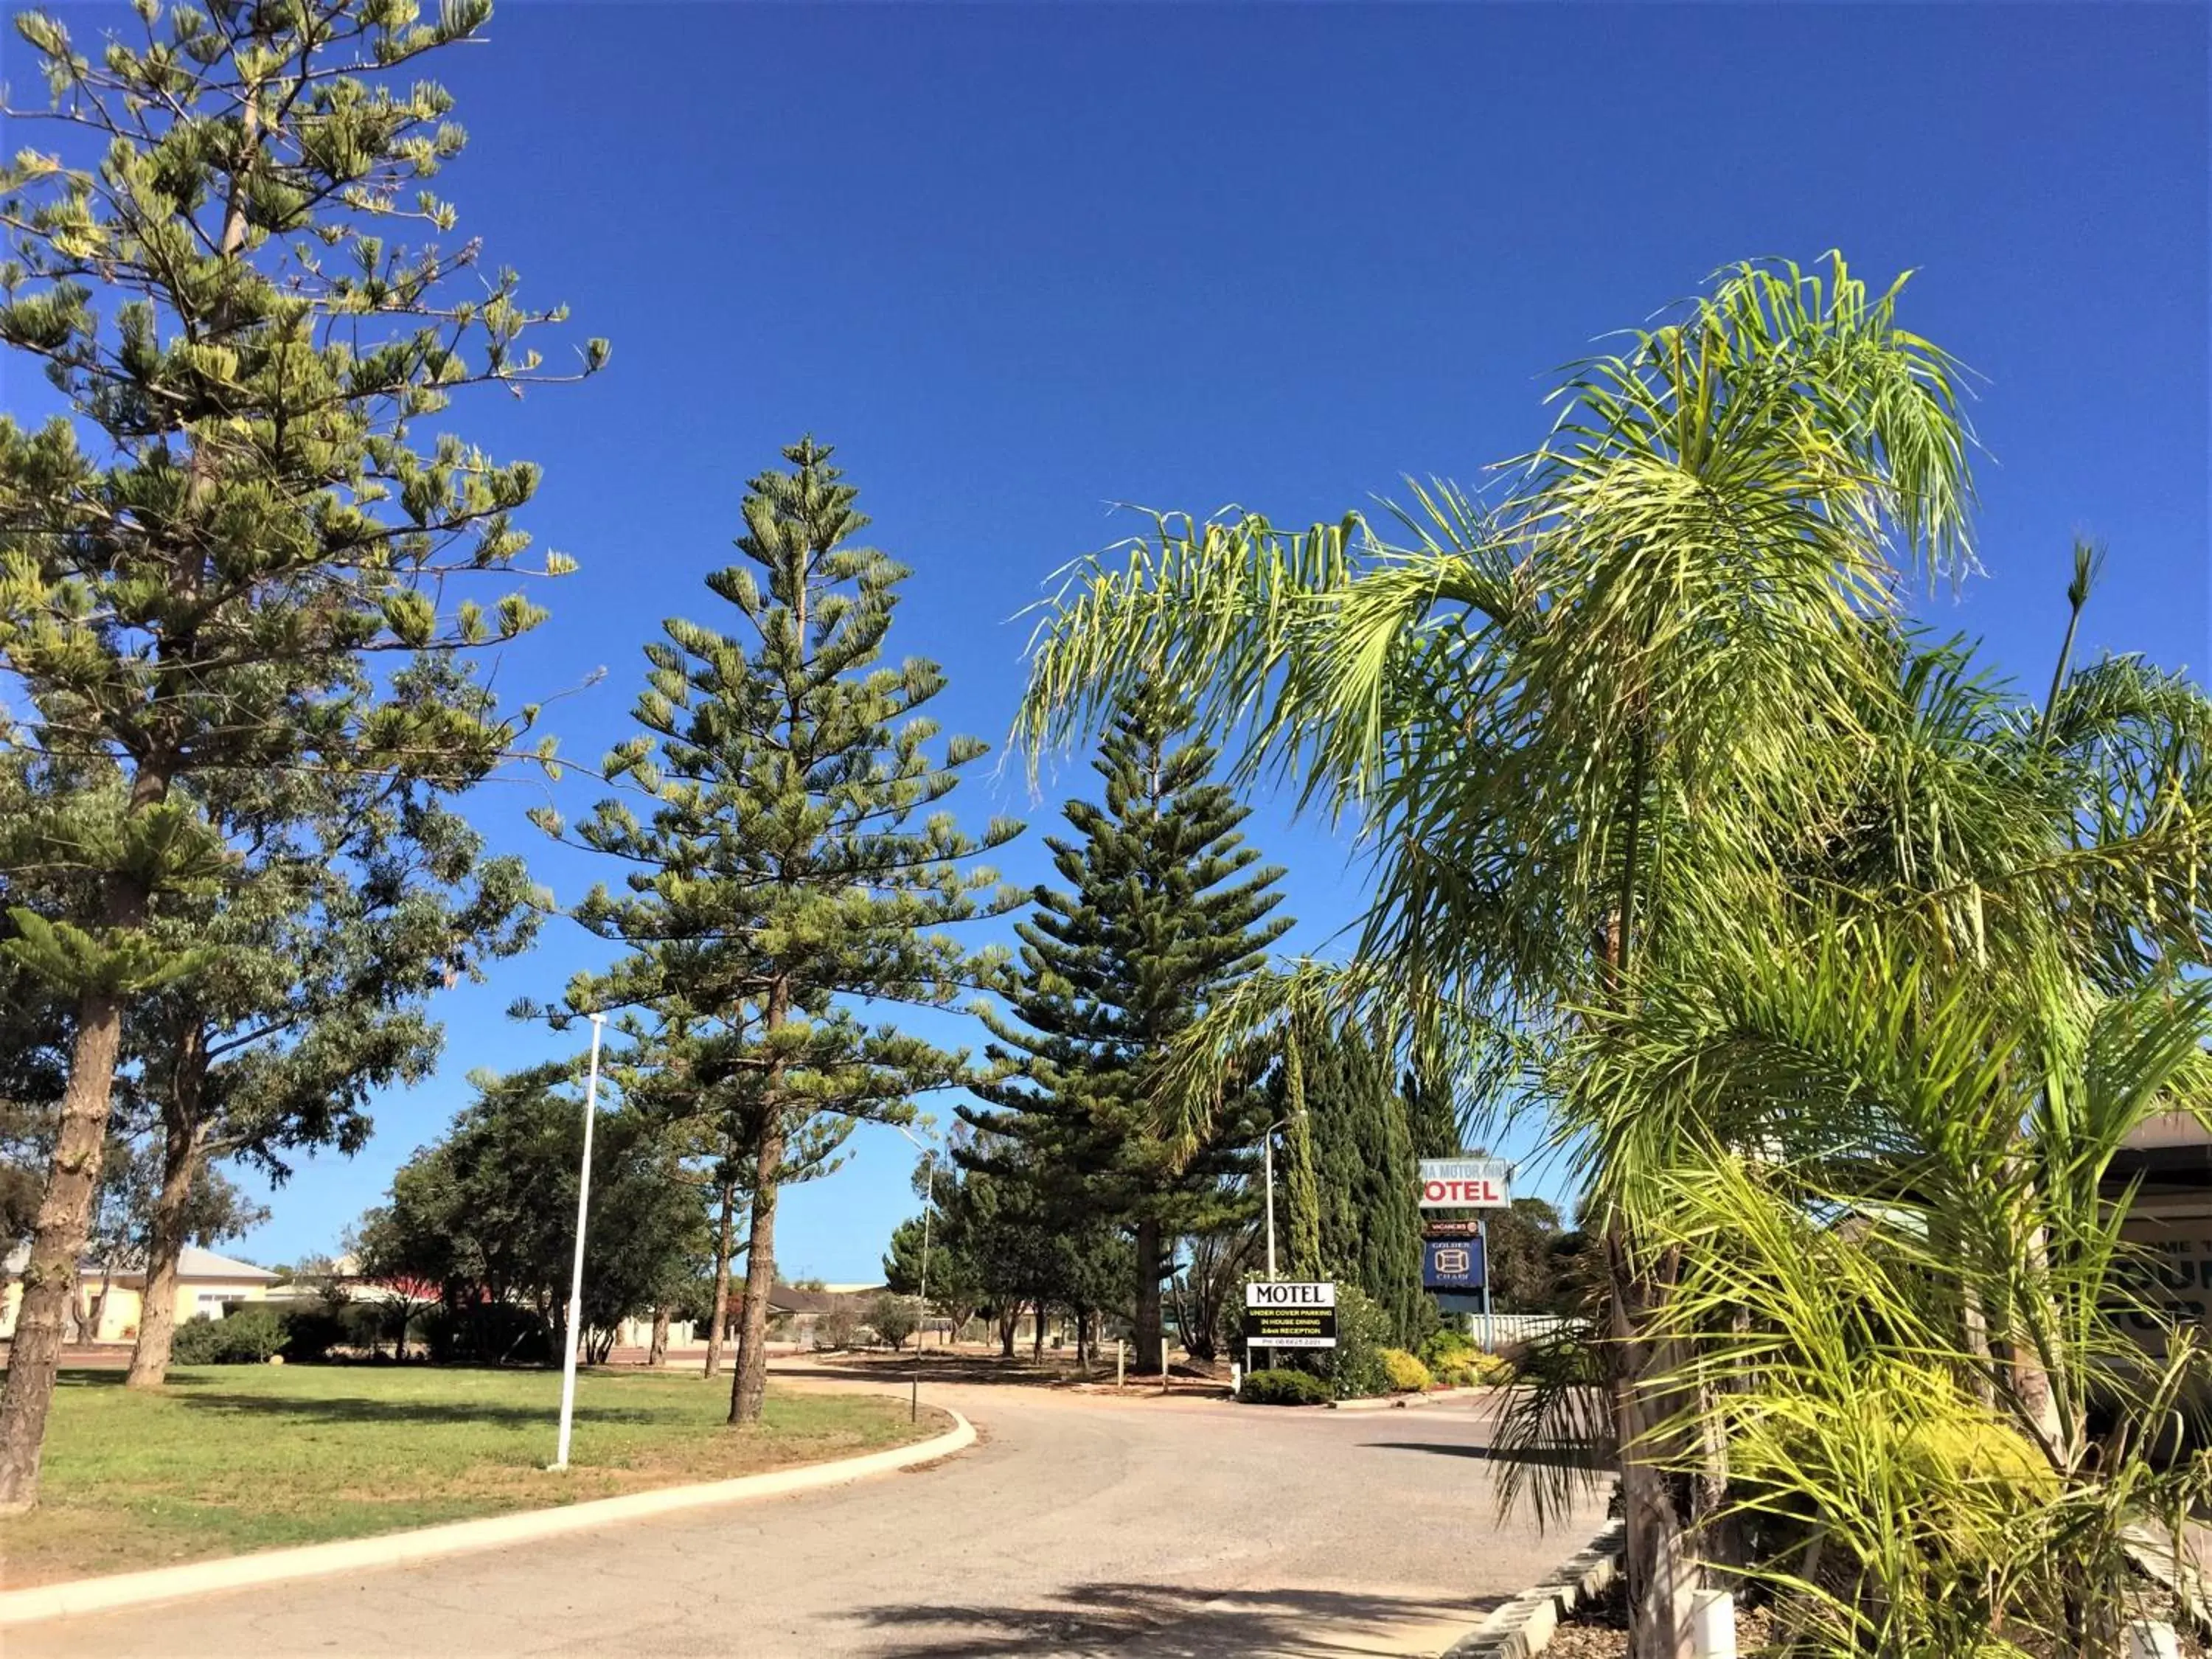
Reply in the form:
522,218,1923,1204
123,662,540,1387
0,0,601,1506
1273,1021,1428,1347
608,1013,849,1378
964,686,1290,1369
540,437,1018,1425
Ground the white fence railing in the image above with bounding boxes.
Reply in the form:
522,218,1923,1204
1464,1312,1581,1352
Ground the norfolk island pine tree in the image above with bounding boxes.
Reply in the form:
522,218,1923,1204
537,437,1020,1425
961,683,1289,1372
0,0,603,1507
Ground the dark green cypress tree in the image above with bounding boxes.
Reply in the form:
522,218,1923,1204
540,437,1020,1425
1404,1066,1461,1162
963,684,1291,1370
1274,1022,1428,1348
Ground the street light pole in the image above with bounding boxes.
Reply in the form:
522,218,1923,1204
552,1013,606,1472
1264,1131,1278,1280
1261,1119,1285,1377
891,1124,938,1424
912,1147,935,1423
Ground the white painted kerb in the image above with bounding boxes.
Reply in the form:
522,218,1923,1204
0,1407,975,1627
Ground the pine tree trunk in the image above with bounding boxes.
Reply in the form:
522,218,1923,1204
728,1118,785,1427
123,1144,196,1388
127,1039,210,1390
647,1305,671,1367
703,1174,737,1379
0,985,127,1511
86,1267,111,1345
1133,1217,1164,1374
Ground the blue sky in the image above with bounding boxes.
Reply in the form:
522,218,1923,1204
8,2,2208,1276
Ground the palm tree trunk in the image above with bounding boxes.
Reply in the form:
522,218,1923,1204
1610,1236,1700,1659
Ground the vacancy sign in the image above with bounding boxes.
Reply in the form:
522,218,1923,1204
1418,1157,1510,1208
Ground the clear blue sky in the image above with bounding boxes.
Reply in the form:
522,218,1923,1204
10,2,2208,1275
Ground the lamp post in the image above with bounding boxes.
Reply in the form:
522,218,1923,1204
891,1124,936,1424
1259,1118,1289,1376
552,1012,606,1472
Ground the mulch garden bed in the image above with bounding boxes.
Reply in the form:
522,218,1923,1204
1543,1579,2203,1658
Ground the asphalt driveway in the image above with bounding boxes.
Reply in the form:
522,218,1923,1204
7,1373,1607,1658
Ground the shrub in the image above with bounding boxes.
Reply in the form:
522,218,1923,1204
1418,1326,1475,1372
1240,1368,1332,1406
815,1304,863,1351
276,1304,347,1363
1316,1283,1393,1399
420,1301,552,1366
170,1304,287,1364
867,1293,919,1352
1380,1348,1433,1393
1433,1352,1516,1388
339,1299,390,1353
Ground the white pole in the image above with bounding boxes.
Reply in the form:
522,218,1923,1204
911,1149,934,1422
1480,1217,1492,1352
1264,1134,1277,1278
552,1014,605,1472
1688,1588,1737,1658
1263,1132,1277,1374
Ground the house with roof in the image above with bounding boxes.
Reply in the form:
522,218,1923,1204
0,1246,280,1344
611,1281,889,1352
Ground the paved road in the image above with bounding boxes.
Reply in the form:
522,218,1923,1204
10,1378,1606,1658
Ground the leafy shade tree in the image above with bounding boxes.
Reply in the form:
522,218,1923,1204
606,1014,846,1378
865,1291,917,1352
964,685,1289,1370
77,1133,267,1340
1483,1198,1568,1314
1169,1227,1255,1363
125,710,539,1386
357,1067,704,1363
0,0,602,1507
883,1155,981,1346
1270,1019,1427,1346
542,438,1018,1425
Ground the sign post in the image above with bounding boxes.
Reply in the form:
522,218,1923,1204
1419,1157,1509,1349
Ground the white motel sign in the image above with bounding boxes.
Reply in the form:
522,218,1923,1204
1417,1157,1511,1208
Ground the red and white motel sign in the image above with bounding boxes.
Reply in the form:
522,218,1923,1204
1417,1157,1511,1208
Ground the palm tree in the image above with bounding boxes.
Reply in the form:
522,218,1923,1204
1013,254,2212,1655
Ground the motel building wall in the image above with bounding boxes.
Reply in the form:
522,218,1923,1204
0,1245,282,1344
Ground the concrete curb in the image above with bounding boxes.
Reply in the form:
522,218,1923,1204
1443,1520,1624,1658
0,1407,975,1628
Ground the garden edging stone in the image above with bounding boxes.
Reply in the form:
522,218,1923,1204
1442,1520,1625,1659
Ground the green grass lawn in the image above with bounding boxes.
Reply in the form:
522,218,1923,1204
0,1366,949,1588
